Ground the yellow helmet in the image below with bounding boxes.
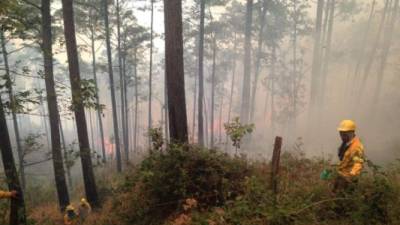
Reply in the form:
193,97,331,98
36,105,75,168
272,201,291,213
337,120,356,132
66,204,75,211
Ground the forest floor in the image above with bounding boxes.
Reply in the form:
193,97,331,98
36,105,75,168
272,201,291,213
25,145,400,225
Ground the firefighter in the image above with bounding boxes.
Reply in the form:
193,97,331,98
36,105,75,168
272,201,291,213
64,204,78,225
334,119,365,192
0,190,18,199
78,198,92,222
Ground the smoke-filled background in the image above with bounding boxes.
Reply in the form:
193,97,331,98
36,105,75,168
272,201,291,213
1,0,399,188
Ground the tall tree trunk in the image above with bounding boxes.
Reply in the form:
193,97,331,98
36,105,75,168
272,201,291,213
270,45,277,133
122,49,129,158
250,0,268,122
197,0,206,146
357,0,390,102
61,0,99,207
0,97,26,225
164,0,189,143
59,120,73,190
372,0,399,105
218,95,224,144
103,0,122,172
225,33,237,151
240,0,253,124
349,0,376,98
210,34,217,148
88,110,95,151
0,30,25,190
204,97,209,147
134,47,139,151
164,74,169,143
116,0,128,164
148,0,154,142
191,67,197,143
308,0,324,133
319,0,335,108
89,14,107,163
290,0,299,138
41,0,70,211
40,96,51,148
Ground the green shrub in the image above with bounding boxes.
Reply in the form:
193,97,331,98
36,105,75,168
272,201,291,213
111,144,252,225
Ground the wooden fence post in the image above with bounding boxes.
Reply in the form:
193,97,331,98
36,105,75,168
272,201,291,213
271,136,282,195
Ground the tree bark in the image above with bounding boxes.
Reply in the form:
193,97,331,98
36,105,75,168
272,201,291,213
61,0,99,207
372,0,399,105
191,65,197,143
225,33,237,151
250,0,268,122
319,0,335,108
122,46,129,158
308,0,324,133
349,0,376,98
89,12,107,163
210,34,217,148
148,0,154,142
41,0,70,211
134,47,139,151
0,97,27,225
116,0,128,164
197,0,206,146
163,0,189,144
103,0,122,172
0,30,25,190
240,0,253,124
59,119,73,190
357,0,390,102
218,95,224,144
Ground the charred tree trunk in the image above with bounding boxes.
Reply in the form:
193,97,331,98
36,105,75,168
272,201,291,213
240,0,253,124
61,0,99,207
197,0,206,146
163,0,189,143
103,0,122,172
0,30,25,190
0,97,26,225
41,0,70,211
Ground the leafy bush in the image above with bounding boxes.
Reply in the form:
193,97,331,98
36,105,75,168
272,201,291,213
109,144,252,225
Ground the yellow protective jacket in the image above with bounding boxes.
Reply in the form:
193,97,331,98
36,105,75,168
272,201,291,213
0,190,12,199
337,137,364,178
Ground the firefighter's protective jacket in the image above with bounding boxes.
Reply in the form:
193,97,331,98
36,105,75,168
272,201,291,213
337,137,364,178
0,190,12,199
